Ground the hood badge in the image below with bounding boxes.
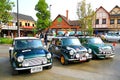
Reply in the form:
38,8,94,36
22,49,31,52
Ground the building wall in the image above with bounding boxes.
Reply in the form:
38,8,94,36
50,15,80,32
109,6,120,31
50,16,70,29
2,19,35,38
19,19,35,27
94,8,110,28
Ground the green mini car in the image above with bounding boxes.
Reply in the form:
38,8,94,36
9,37,52,74
48,37,92,65
79,37,115,59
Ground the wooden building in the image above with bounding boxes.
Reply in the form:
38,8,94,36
1,12,35,38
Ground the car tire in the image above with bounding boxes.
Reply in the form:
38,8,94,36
46,65,53,69
92,51,97,59
86,59,91,62
12,69,19,75
60,55,68,65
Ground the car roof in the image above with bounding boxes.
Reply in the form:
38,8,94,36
52,36,77,39
14,37,39,40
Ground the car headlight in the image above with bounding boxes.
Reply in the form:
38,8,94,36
76,53,80,58
69,50,74,55
88,48,92,53
85,53,89,57
99,48,102,53
47,53,52,59
17,55,24,62
43,58,47,64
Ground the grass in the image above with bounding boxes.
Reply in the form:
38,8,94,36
0,38,13,44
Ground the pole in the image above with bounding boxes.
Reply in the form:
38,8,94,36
17,0,20,37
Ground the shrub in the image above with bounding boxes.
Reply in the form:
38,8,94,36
0,38,13,44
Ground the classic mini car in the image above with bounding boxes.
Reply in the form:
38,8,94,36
79,37,115,59
48,37,92,65
104,32,120,42
9,37,52,74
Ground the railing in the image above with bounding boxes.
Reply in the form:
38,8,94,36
2,25,17,30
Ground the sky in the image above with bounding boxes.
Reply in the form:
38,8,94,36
11,0,120,21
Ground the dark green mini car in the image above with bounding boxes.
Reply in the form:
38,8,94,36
9,37,52,74
48,37,92,65
79,37,115,59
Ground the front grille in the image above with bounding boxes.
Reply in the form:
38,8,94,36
22,57,47,67
77,51,87,54
101,48,113,54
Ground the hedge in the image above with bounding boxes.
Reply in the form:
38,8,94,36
0,38,13,44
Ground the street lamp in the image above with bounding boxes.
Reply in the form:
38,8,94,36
17,0,20,37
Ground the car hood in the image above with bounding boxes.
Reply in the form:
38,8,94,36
15,47,48,59
93,43,112,49
65,45,87,52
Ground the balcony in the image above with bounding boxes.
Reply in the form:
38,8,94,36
2,25,17,30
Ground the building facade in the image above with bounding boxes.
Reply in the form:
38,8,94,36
109,5,120,31
50,6,120,35
49,10,81,34
93,6,110,33
1,12,35,38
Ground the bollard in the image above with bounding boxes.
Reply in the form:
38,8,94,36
113,42,116,46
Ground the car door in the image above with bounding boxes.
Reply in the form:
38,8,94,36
53,39,62,57
49,39,57,54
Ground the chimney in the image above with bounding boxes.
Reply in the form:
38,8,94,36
66,10,68,20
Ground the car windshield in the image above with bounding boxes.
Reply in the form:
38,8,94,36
62,38,81,46
14,39,43,50
88,38,104,44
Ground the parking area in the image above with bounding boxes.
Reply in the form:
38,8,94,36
0,43,120,80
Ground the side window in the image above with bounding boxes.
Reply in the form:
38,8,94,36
51,39,56,45
56,40,61,46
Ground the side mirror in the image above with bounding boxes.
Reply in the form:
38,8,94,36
9,47,14,53
9,47,14,50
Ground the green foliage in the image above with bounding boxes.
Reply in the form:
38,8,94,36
0,0,14,24
35,0,50,30
77,0,95,36
0,38,13,44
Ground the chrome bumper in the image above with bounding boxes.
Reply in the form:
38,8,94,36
15,63,52,70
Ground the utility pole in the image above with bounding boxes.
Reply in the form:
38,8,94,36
17,0,20,37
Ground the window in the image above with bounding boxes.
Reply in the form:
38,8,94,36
117,19,120,24
95,19,99,24
20,22,22,26
110,19,114,24
102,19,106,24
16,22,18,26
25,23,27,26
32,24,34,27
28,23,30,26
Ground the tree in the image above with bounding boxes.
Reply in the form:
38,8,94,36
77,0,95,36
35,0,50,31
0,0,14,37
0,0,14,24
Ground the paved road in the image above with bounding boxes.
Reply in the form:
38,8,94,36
0,43,120,80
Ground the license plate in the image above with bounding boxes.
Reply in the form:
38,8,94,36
80,57,86,61
31,66,43,73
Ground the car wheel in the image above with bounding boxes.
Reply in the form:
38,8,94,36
46,65,53,69
86,59,91,62
12,69,18,75
60,56,68,65
92,51,97,59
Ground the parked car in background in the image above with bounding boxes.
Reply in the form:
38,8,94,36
9,37,52,74
47,33,55,41
79,37,115,59
104,32,120,42
48,37,92,65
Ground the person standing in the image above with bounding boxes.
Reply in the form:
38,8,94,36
44,31,48,46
